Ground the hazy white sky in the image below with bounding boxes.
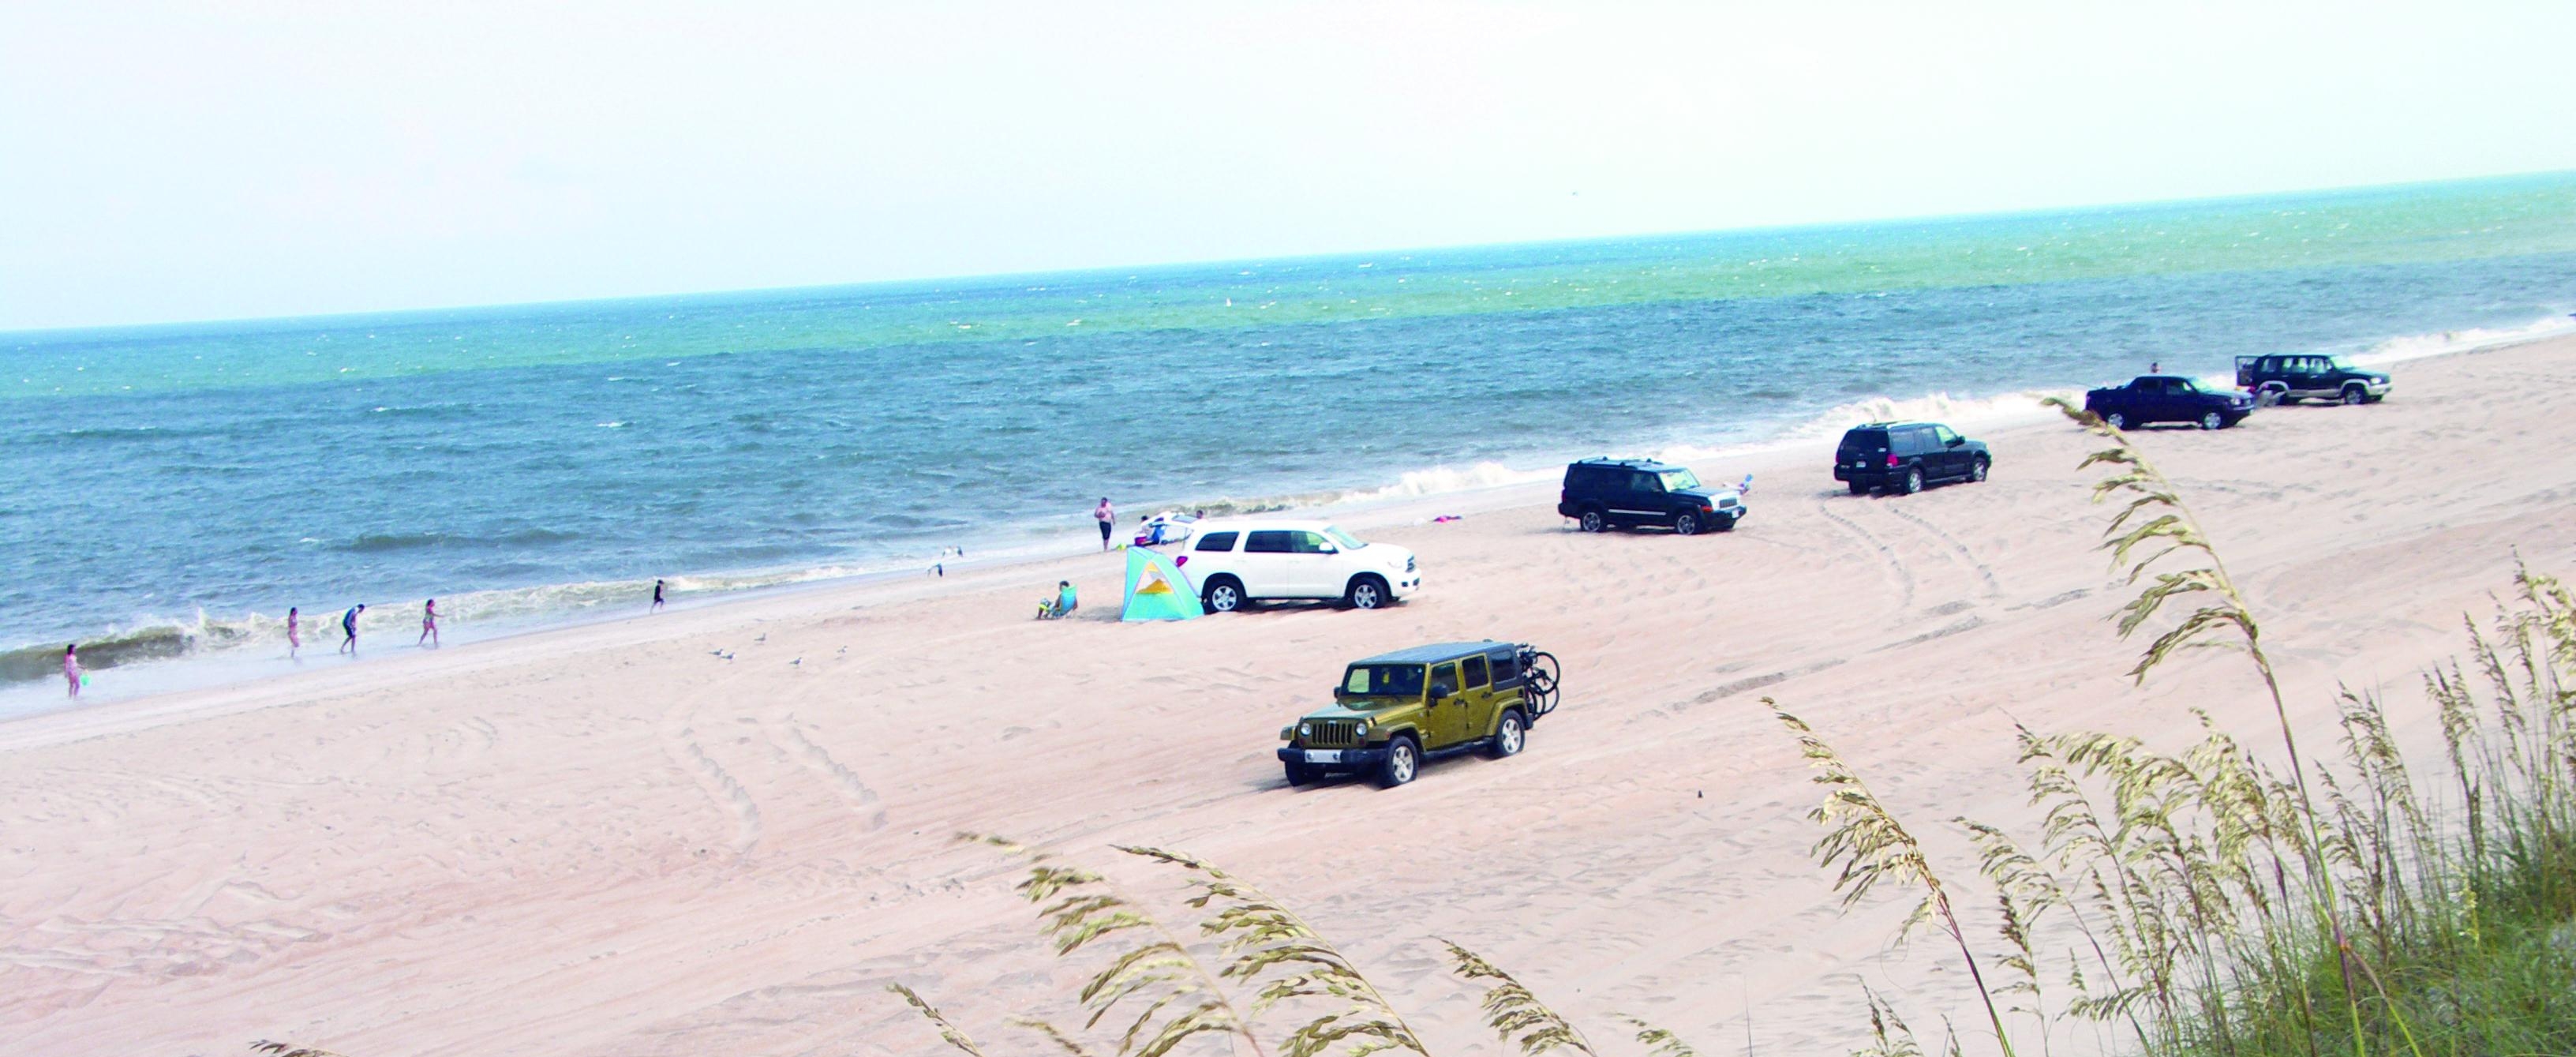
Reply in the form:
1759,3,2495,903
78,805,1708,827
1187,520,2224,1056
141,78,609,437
6,2,2574,330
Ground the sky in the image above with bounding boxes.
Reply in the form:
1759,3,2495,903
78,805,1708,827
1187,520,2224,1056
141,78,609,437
5,2,2575,331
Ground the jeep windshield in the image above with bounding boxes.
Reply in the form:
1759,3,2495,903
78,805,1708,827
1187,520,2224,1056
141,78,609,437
1657,469,1702,491
1342,664,1425,697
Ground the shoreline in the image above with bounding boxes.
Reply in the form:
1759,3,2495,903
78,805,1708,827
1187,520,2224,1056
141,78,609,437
9,311,2569,720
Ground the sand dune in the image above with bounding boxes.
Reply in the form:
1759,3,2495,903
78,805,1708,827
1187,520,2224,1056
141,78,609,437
4,337,2571,1055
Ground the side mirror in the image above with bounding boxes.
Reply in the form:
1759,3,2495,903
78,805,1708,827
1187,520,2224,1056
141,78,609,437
1315,543,1338,554
1947,437,1964,448
1428,683,1454,702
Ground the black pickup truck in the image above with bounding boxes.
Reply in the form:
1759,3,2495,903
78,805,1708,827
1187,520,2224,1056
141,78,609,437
2235,354,2391,406
2084,375,2256,430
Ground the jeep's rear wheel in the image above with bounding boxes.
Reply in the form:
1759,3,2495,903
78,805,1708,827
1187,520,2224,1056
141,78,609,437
2105,411,2128,430
1376,737,1420,788
1578,508,1606,533
1900,467,1923,495
1848,480,1870,496
1673,511,1701,536
1284,761,1320,786
1970,457,1990,483
1202,578,1245,613
1344,575,1388,610
2200,410,2224,430
1488,709,1526,759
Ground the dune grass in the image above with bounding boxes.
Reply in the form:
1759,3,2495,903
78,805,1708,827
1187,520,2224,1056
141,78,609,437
885,403,2576,1056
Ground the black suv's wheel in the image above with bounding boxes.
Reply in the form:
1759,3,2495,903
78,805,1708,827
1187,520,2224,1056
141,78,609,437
1578,508,1606,533
1343,575,1388,610
1848,480,1870,496
1488,709,1526,759
2104,411,2128,430
1284,761,1320,786
1970,457,1990,483
2200,410,2224,430
1376,736,1421,788
1900,467,1923,495
1673,511,1701,536
1202,577,1245,613
2341,386,2366,406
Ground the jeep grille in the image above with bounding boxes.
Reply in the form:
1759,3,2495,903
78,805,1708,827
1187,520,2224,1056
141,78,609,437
1306,719,1366,748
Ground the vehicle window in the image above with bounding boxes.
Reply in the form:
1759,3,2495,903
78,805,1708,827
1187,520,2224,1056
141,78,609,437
1657,468,1701,491
1461,656,1488,688
2175,377,2205,394
1324,527,1365,550
1934,425,1961,446
1194,531,1238,553
1245,530,1293,553
1343,665,1425,696
1908,427,1936,452
1629,470,1663,493
2327,354,2357,370
1429,662,1458,694
1840,429,1889,452
1490,651,1519,686
1289,530,1333,553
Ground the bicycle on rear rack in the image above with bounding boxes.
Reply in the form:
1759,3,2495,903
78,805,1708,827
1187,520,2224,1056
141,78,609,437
1516,643,1561,717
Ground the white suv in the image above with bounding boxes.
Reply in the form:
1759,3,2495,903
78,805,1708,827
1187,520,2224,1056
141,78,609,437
1172,519,1420,613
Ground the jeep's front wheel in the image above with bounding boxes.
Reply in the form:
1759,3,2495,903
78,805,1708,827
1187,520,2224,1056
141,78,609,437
1578,508,1606,533
1488,709,1526,759
1343,575,1388,610
1284,761,1320,786
1673,511,1701,536
1376,737,1420,788
1202,577,1245,613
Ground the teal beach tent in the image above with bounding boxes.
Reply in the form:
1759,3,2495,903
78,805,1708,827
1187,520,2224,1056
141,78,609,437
1121,545,1204,621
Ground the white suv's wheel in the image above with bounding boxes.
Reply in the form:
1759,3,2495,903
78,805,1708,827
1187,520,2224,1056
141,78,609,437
1203,579,1245,613
1344,575,1387,610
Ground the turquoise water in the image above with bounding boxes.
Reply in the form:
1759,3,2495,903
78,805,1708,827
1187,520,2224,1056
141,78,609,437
6,171,2576,685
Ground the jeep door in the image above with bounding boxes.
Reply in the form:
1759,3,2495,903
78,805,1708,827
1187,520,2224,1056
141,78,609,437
1423,662,1467,749
1455,654,1498,743
1612,470,1666,524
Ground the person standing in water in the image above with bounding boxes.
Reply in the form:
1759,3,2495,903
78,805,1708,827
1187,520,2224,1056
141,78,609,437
1093,497,1116,551
63,643,80,699
417,598,440,647
287,607,301,658
339,604,365,654
651,579,667,612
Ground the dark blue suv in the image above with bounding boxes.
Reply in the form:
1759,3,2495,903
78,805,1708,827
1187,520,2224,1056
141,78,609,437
1834,422,1991,496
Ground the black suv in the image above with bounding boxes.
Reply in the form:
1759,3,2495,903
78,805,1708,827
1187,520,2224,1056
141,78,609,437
1834,422,1990,496
2235,354,2391,406
1557,458,1747,535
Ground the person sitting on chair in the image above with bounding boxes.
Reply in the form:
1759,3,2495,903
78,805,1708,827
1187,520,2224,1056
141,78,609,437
1039,580,1078,619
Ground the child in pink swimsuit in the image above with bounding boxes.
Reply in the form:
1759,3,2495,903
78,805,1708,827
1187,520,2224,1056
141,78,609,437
417,598,440,647
287,607,301,657
63,644,80,699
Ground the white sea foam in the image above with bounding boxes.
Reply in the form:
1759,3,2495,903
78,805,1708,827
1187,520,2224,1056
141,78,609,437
2349,314,2576,367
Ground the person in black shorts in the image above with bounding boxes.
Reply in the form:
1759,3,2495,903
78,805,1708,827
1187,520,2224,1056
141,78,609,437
1093,497,1115,550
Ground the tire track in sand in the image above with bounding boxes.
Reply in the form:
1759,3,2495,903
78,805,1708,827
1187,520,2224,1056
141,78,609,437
1813,499,1915,612
1879,504,2002,598
771,716,890,831
659,703,763,856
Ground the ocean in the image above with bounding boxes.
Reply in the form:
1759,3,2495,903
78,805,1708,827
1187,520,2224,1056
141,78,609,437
7,171,2576,705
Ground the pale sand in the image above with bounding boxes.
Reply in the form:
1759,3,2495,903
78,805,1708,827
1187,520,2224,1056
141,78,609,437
6,337,2573,1055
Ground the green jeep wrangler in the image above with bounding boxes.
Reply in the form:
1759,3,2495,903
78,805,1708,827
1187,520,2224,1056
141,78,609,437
1276,641,1559,788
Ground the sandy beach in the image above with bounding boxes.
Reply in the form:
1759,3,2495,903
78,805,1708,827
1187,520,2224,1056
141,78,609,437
5,335,2572,1056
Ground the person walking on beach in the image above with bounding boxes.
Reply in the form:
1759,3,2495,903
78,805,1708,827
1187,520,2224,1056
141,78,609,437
287,607,301,658
63,643,80,699
417,598,440,648
651,579,667,612
1093,497,1116,551
339,604,365,655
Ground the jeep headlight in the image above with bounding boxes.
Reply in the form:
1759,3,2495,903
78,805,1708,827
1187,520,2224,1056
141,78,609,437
1296,722,1312,738
1354,720,1371,737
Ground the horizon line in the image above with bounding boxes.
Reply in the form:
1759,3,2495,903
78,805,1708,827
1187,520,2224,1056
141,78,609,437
9,167,2570,339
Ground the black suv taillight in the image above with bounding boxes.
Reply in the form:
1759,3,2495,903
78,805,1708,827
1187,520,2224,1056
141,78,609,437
1885,453,1900,467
